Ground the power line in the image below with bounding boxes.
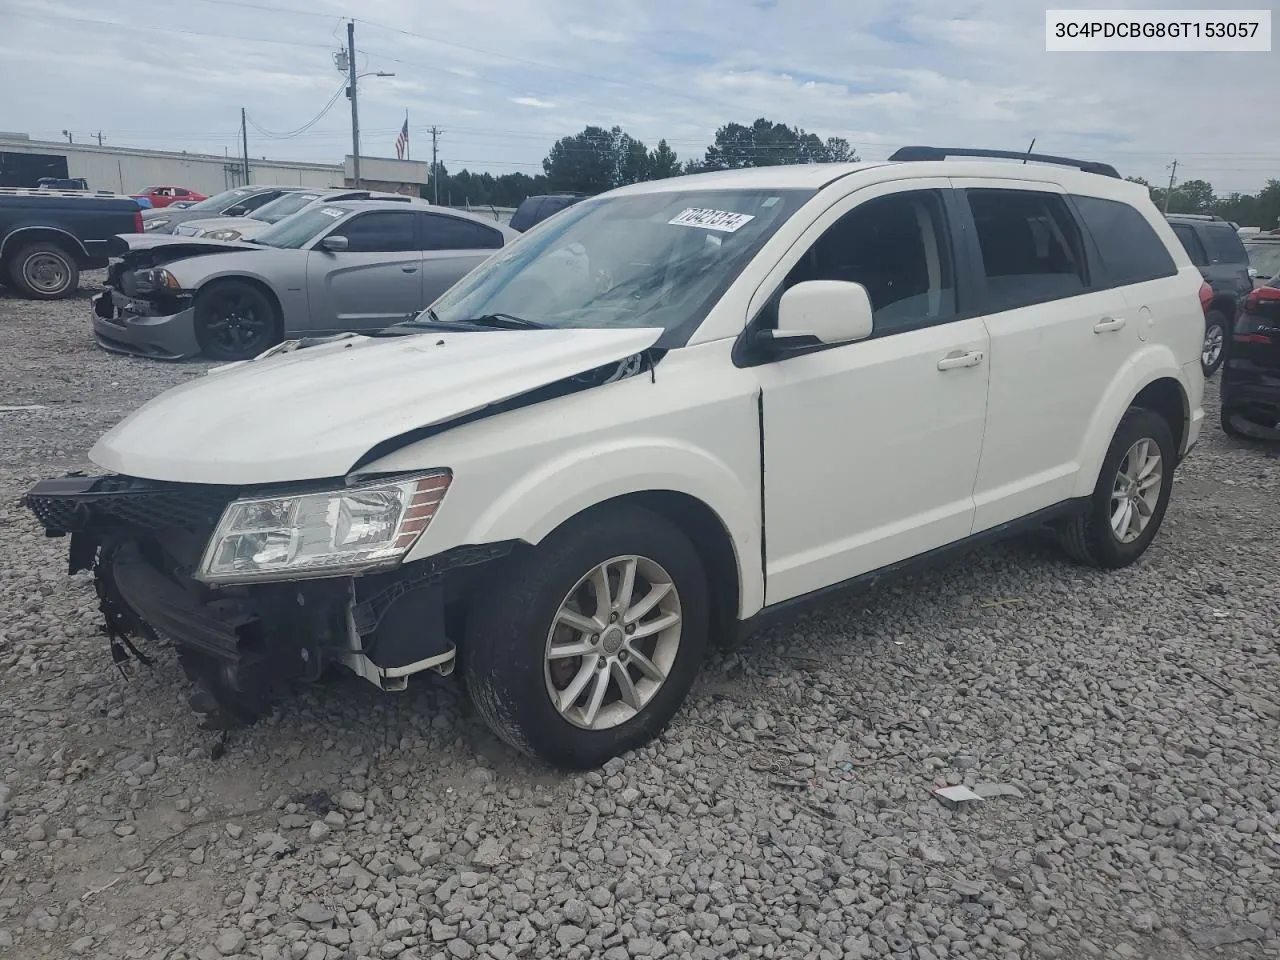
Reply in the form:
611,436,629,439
247,81,347,139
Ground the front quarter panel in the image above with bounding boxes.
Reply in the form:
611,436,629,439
357,342,767,617
166,251,310,332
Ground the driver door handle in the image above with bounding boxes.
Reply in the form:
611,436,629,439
401,266,419,273
1093,316,1126,333
937,350,984,371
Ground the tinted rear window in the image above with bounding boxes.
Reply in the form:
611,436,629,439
1201,225,1248,264
1071,195,1176,286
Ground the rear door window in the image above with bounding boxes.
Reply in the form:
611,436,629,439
1071,195,1177,286
966,189,1087,312
1201,224,1248,264
418,213,504,251
1171,224,1208,266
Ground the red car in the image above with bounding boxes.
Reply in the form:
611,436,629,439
131,185,206,209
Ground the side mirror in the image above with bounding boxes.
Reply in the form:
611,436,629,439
224,204,248,217
772,280,874,346
1248,266,1258,279
319,235,349,253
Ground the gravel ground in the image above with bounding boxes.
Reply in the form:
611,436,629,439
1,275,1278,960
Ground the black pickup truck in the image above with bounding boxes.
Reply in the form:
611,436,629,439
0,189,143,300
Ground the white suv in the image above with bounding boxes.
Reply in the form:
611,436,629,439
26,147,1205,768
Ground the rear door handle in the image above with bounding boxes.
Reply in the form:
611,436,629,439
1093,316,1126,333
401,266,419,273
937,350,984,371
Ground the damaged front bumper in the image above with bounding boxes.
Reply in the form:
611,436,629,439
92,288,200,361
25,474,508,712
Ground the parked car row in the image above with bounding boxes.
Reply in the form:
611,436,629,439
26,147,1234,768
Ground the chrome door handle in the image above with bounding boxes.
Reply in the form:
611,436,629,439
937,350,984,371
1093,316,1126,333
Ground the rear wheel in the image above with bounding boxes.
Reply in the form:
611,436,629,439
1057,407,1176,569
9,242,79,300
463,505,709,769
193,281,280,361
1201,310,1227,376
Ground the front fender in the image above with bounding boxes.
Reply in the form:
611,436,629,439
402,438,763,617
1071,343,1196,499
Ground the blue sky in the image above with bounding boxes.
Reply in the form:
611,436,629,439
1,0,1276,193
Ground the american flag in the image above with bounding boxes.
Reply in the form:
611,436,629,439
395,117,409,160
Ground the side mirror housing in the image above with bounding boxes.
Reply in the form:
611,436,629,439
319,235,349,253
772,280,875,346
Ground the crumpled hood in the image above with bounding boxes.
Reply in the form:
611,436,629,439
105,233,263,257
90,327,664,485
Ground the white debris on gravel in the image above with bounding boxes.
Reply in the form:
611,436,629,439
1,276,1278,960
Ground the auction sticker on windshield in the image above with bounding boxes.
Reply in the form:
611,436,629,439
668,208,755,233
319,207,345,218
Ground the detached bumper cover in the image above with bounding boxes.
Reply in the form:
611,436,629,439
92,289,200,361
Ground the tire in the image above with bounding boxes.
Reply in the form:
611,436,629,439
1220,405,1249,439
1057,407,1176,569
8,241,79,300
1201,310,1228,377
463,504,710,769
193,281,281,361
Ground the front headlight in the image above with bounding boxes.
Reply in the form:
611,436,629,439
197,472,451,584
143,218,170,231
207,229,242,241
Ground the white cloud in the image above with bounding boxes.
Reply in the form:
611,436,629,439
0,0,1274,192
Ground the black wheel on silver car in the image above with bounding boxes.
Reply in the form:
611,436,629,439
463,504,709,769
9,241,79,300
1201,309,1228,376
1057,407,1176,569
193,281,281,361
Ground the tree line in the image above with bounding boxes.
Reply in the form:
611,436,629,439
428,117,858,207
428,118,1279,230
1127,176,1280,230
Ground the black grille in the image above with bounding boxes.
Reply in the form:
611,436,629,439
25,475,237,534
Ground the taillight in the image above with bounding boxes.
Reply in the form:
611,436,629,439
1198,282,1213,314
1242,285,1280,313
133,211,144,233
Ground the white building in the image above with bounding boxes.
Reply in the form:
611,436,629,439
0,136,350,195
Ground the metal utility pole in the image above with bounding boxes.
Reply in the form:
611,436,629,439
92,130,104,146
240,108,251,185
347,19,360,187
61,129,73,143
430,126,440,204
1163,159,1178,215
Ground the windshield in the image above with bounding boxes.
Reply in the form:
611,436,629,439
1245,241,1280,281
251,192,322,224
253,205,347,249
421,188,812,340
186,187,257,212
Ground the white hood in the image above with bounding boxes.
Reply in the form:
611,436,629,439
91,327,663,485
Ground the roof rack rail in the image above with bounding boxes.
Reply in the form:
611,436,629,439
887,146,1120,179
1164,212,1223,221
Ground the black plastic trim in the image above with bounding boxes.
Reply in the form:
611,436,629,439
889,146,1120,179
735,499,1086,643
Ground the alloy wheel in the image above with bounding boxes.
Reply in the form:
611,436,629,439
544,555,682,731
1202,323,1224,370
1110,438,1163,543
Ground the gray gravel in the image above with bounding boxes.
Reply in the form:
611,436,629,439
1,276,1278,960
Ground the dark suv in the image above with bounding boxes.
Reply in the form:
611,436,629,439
1221,275,1280,439
1166,214,1252,375
509,193,587,232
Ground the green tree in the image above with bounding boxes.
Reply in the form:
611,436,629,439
542,125,655,194
700,118,860,170
1166,179,1215,214
647,139,681,180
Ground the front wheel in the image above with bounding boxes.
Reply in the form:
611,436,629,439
1057,407,1176,569
1201,310,1228,377
463,505,709,769
193,281,281,361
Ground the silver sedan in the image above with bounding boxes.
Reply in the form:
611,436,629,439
93,200,517,361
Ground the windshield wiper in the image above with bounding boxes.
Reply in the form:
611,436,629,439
404,310,549,331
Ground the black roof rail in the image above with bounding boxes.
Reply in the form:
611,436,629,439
888,146,1120,179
